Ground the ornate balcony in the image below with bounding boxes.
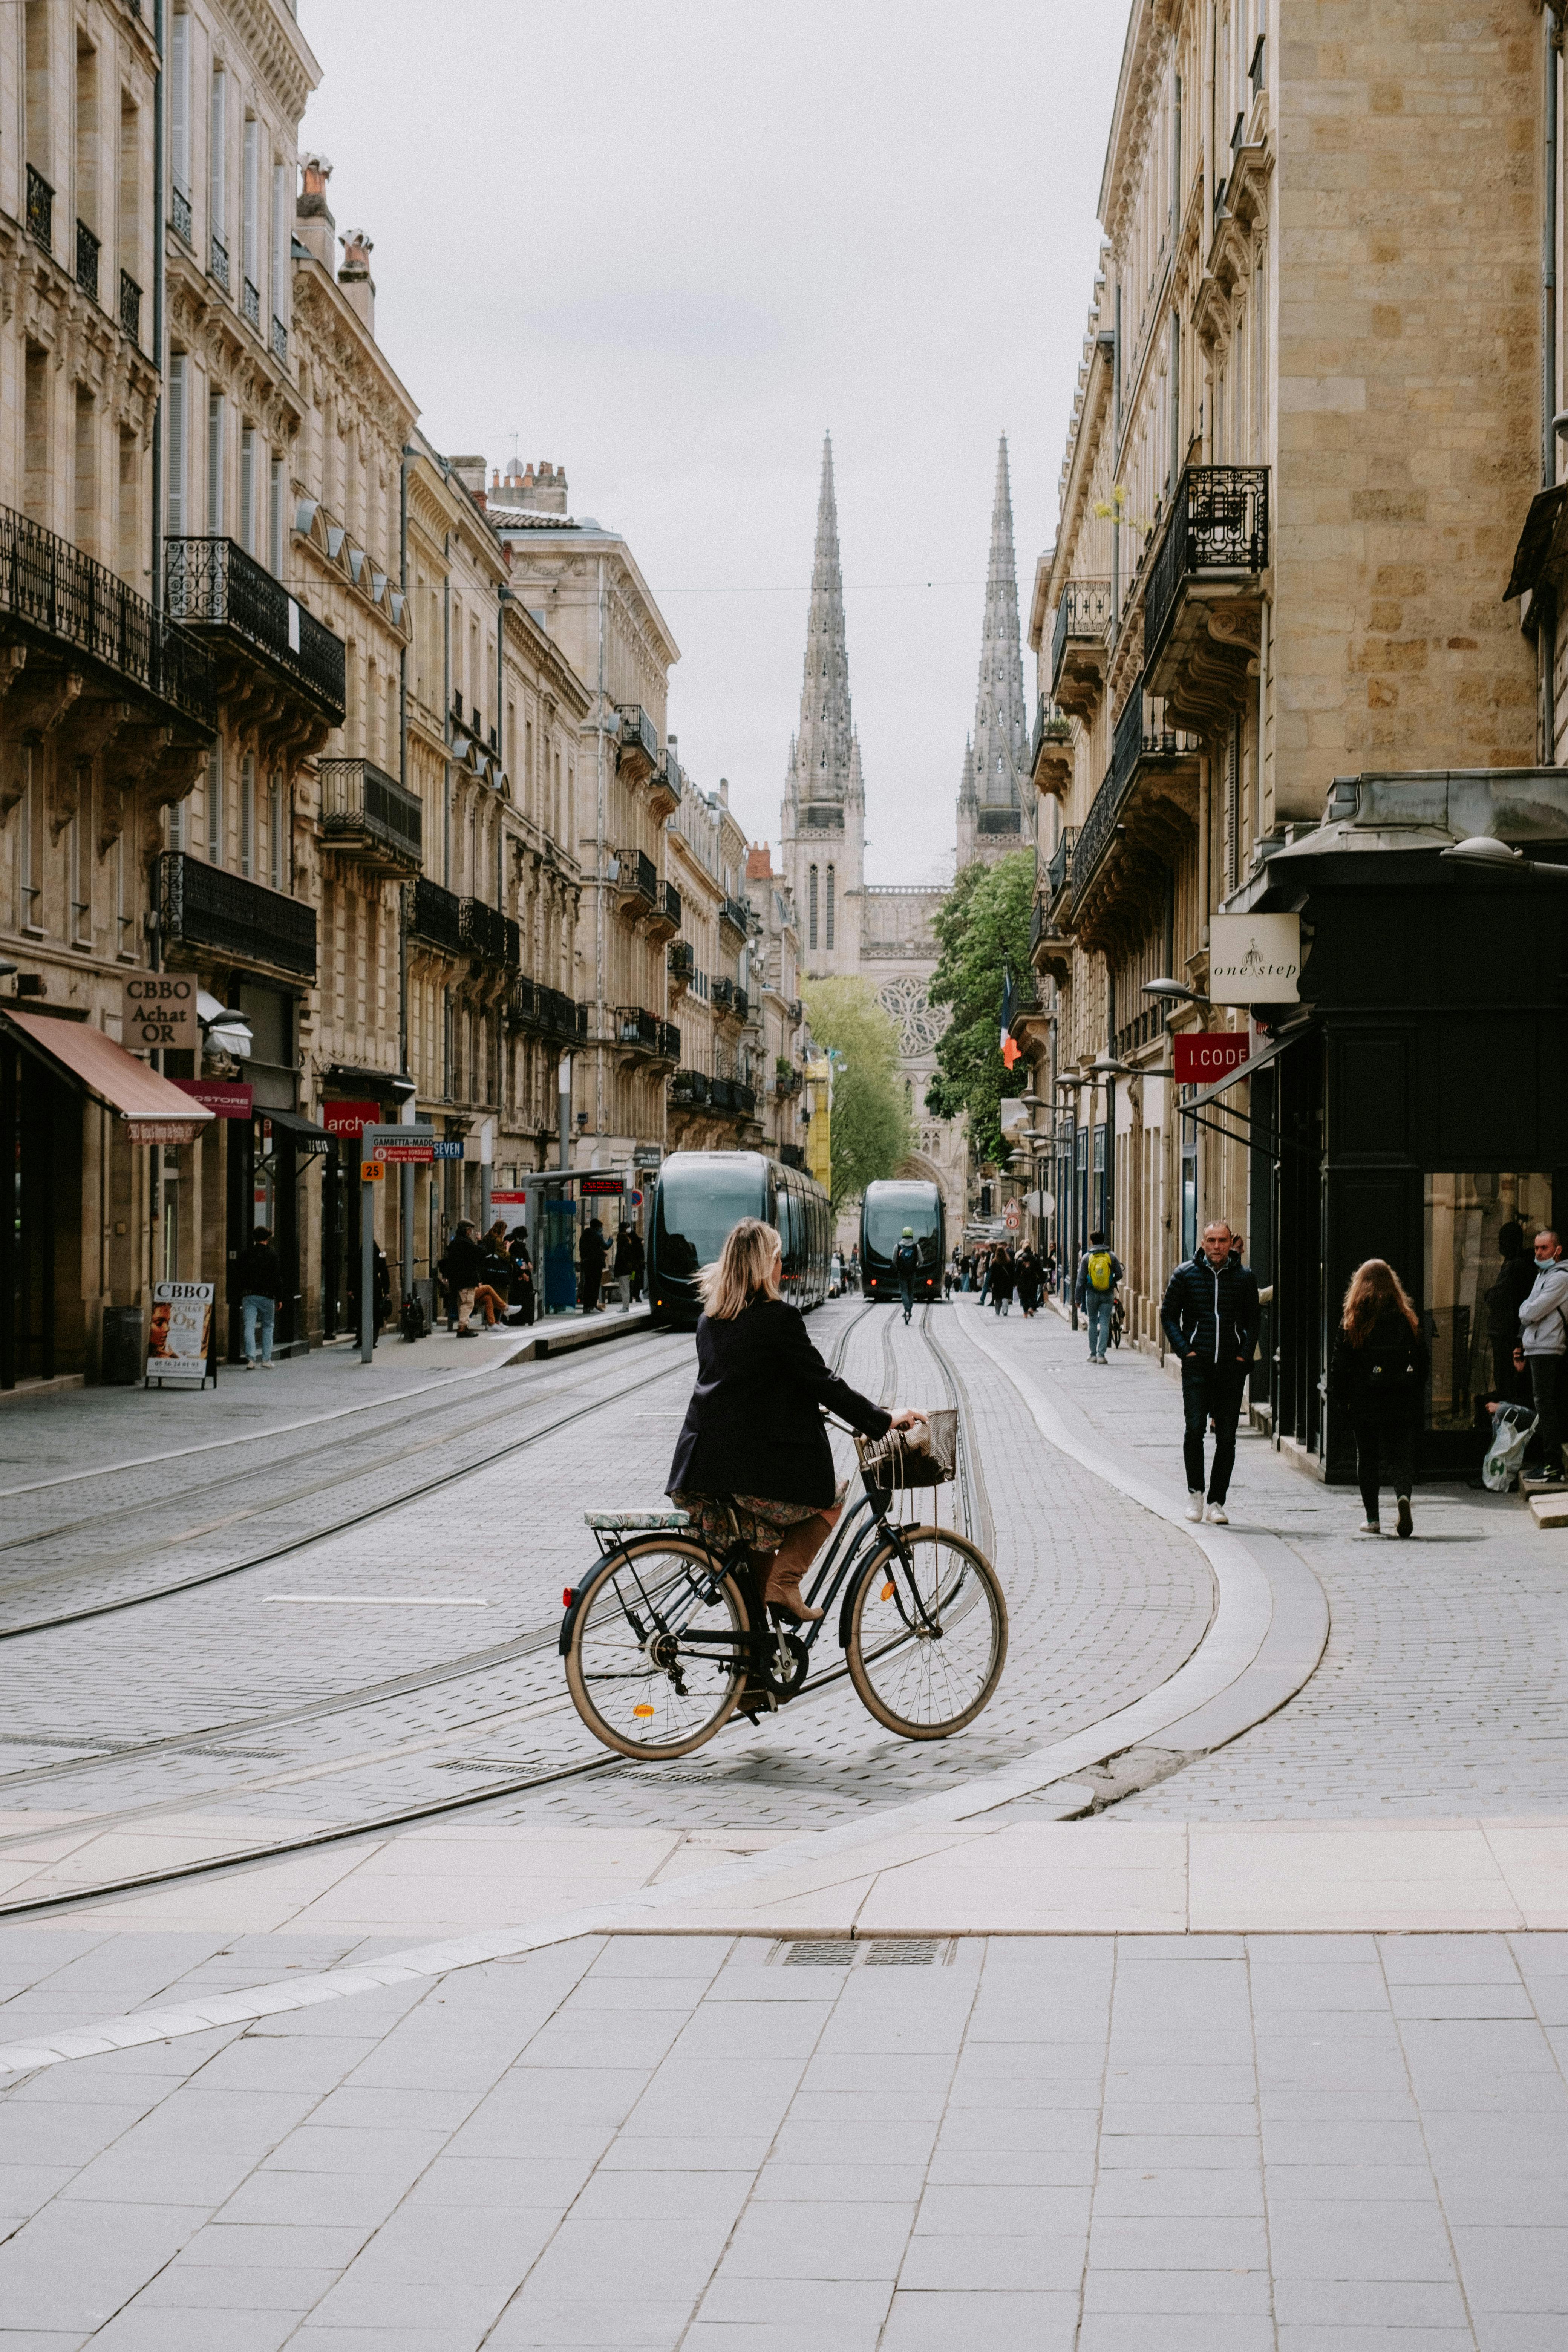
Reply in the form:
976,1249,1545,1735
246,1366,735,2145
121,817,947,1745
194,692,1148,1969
409,875,464,957
242,278,260,329
75,219,100,302
648,746,681,820
119,269,142,346
668,939,695,997
671,1068,710,1109
1029,694,1074,798
0,504,215,732
319,757,422,873
1049,578,1111,719
271,315,288,368
26,166,52,251
616,846,658,920
171,184,193,247
616,1006,662,1057
659,1020,682,1061
1069,678,1200,947
459,897,515,966
210,233,230,291
165,536,346,725
1142,465,1269,726
718,893,751,942
712,978,749,1028
646,876,681,944
159,849,315,979
508,978,580,1042
616,703,659,787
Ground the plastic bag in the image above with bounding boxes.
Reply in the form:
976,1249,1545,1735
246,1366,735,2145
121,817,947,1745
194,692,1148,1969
859,1409,959,1492
1482,1403,1536,1493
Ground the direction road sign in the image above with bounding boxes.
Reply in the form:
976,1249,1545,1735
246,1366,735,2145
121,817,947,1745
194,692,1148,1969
360,1161,385,1182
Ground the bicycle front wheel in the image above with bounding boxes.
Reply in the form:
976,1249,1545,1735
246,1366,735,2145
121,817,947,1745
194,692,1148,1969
565,1537,750,1761
847,1526,1007,1740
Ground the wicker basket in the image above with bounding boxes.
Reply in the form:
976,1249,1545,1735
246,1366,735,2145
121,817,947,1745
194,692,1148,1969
857,1409,958,1493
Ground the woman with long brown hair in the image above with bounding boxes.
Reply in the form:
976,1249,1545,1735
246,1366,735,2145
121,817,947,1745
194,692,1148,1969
666,1218,923,1621
1330,1258,1430,1538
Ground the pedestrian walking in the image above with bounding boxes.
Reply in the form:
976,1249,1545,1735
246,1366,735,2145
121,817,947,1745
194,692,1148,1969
441,1220,486,1337
1159,1219,1259,1522
1015,1246,1042,1318
625,1223,645,1306
1074,1229,1123,1363
990,1244,1016,1317
579,1216,608,1314
1331,1257,1429,1538
1514,1227,1568,1482
666,1217,923,1623
371,1240,391,1343
234,1227,286,1368
507,1227,536,1326
1487,1220,1537,1407
893,1226,921,1324
612,1222,637,1312
978,1248,993,1306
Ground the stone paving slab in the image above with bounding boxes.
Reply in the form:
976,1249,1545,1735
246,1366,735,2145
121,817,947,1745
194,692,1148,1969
0,1929,1565,2347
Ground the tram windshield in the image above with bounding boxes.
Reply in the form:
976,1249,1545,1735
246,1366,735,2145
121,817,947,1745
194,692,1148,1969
864,1185,942,1270
654,1159,765,1278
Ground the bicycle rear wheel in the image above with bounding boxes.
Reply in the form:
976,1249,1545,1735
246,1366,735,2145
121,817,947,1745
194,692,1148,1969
847,1526,1007,1740
565,1537,750,1761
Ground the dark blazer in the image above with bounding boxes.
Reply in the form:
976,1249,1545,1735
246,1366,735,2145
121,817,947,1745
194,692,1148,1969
666,1295,891,1508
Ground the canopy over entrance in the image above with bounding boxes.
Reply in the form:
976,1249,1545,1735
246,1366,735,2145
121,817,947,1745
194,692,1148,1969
0,1010,216,1145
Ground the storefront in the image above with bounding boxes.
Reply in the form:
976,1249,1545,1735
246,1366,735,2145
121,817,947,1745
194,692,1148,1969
1223,770,1568,1481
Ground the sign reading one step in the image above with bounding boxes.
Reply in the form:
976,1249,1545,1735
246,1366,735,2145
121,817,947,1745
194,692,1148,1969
122,975,196,1050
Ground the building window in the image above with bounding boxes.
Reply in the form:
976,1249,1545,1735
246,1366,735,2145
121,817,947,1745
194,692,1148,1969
69,774,91,943
270,159,288,332
826,862,835,950
208,737,223,865
166,352,187,533
116,825,132,958
239,423,256,553
268,768,284,889
206,390,224,533
208,66,226,252
239,752,255,878
17,752,41,931
268,452,283,575
167,794,184,854
117,427,139,582
241,115,258,296
808,863,818,950
169,11,191,211
1426,1172,1554,1430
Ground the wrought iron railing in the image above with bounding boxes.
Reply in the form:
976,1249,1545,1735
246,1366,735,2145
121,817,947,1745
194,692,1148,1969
671,1069,710,1107
719,894,751,939
1047,826,1077,908
660,878,682,929
165,536,346,721
409,875,464,957
1,505,215,728
619,1007,660,1050
76,219,100,301
159,850,315,977
1072,679,1199,902
242,277,260,329
318,757,422,865
1030,694,1072,769
709,1076,737,1114
26,166,52,250
511,978,579,1041
459,897,512,964
270,315,287,367
119,269,142,345
171,184,193,245
1050,577,1111,692
616,704,660,767
625,847,657,905
669,939,695,984
1143,465,1269,665
658,1021,682,1060
210,233,230,290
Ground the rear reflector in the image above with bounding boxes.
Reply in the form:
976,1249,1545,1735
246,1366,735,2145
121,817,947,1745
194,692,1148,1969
562,1587,574,1608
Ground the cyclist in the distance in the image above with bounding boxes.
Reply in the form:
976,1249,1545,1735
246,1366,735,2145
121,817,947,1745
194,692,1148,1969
668,1219,924,1623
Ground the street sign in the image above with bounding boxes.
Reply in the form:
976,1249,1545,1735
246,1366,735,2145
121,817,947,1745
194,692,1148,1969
170,1078,253,1118
1208,912,1301,1004
629,1188,644,1208
433,1139,465,1159
490,1190,528,1207
1173,1032,1252,1085
581,1174,624,1196
122,975,196,1051
1004,1201,1022,1232
632,1146,662,1170
322,1099,380,1137
360,1160,385,1182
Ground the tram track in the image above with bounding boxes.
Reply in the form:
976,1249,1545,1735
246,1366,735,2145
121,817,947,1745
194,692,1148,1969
0,1302,882,1922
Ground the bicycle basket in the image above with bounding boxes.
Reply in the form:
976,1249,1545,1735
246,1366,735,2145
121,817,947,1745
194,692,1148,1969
858,1409,958,1494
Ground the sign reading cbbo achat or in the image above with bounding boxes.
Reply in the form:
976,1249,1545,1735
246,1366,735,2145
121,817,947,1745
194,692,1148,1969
122,975,196,1050
1207,913,1301,1006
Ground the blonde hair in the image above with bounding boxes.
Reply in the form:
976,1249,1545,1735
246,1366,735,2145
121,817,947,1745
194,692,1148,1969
697,1218,783,1320
1341,1257,1419,1345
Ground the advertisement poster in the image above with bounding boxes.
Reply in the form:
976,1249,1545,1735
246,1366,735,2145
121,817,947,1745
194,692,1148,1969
147,1281,214,1383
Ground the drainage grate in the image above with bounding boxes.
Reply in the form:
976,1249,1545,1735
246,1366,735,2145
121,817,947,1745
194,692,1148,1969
779,1940,856,1968
864,1939,944,1966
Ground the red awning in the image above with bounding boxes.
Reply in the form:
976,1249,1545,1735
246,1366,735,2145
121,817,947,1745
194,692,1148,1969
0,1009,217,1144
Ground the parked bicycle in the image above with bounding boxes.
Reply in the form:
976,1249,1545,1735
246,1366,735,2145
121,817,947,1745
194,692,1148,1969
561,1417,1008,1762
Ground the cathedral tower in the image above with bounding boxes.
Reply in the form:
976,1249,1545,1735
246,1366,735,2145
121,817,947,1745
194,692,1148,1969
782,434,865,977
955,434,1030,870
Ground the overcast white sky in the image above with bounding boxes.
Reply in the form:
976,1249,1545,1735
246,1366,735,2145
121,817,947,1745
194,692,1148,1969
300,1,1127,887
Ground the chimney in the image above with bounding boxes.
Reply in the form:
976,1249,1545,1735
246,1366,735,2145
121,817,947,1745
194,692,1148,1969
337,229,375,333
449,455,488,504
295,152,335,269
718,776,730,808
507,462,569,516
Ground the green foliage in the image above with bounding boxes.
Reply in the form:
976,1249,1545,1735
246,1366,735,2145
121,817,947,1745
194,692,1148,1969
925,850,1036,1167
800,977,911,1212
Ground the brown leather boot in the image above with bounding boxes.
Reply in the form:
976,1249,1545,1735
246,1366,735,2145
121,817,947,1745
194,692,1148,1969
762,1558,824,1623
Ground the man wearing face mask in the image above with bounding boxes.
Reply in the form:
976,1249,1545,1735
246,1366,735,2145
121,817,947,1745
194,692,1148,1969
1160,1219,1260,1525
1514,1228,1568,1483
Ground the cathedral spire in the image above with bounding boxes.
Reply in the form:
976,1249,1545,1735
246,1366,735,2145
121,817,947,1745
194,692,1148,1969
957,434,1029,865
789,433,860,815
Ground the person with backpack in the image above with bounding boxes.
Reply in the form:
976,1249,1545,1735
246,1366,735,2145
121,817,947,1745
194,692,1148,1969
1159,1220,1259,1521
1331,1258,1430,1537
990,1243,1017,1317
1075,1229,1123,1363
1514,1228,1568,1482
893,1227,921,1324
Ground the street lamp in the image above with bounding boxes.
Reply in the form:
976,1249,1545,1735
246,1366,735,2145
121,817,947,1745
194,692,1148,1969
1142,978,1212,1010
1441,836,1568,881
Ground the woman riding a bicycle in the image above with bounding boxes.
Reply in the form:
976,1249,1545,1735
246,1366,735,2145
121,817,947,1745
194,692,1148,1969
668,1218,925,1623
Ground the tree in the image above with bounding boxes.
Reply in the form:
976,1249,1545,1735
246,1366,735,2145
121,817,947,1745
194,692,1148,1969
801,977,911,1212
925,849,1036,1168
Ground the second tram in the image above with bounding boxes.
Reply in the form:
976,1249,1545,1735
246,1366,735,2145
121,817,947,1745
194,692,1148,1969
860,1178,946,1305
649,1151,833,1328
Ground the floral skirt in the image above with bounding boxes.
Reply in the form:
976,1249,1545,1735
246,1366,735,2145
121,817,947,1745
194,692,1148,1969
673,1479,847,1552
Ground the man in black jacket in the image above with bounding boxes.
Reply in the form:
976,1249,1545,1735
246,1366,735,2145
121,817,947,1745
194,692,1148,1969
234,1227,287,1368
1160,1220,1260,1525
579,1217,608,1314
441,1221,486,1337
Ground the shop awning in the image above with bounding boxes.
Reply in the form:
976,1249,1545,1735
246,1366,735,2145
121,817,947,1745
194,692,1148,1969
1182,1029,1296,1113
323,1062,415,1101
0,1009,216,1145
260,1106,334,1155
1504,484,1568,602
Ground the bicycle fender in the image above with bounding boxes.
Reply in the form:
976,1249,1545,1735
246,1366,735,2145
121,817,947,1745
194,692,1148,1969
558,1582,590,1656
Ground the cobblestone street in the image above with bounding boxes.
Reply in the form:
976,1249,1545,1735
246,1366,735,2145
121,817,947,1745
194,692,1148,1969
0,1295,1565,2344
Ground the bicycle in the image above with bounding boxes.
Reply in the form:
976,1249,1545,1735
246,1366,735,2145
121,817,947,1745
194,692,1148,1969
1110,1294,1124,1349
560,1430,1008,1762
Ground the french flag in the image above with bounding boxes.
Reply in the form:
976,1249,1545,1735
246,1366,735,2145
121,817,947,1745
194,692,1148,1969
1000,968,1020,1070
